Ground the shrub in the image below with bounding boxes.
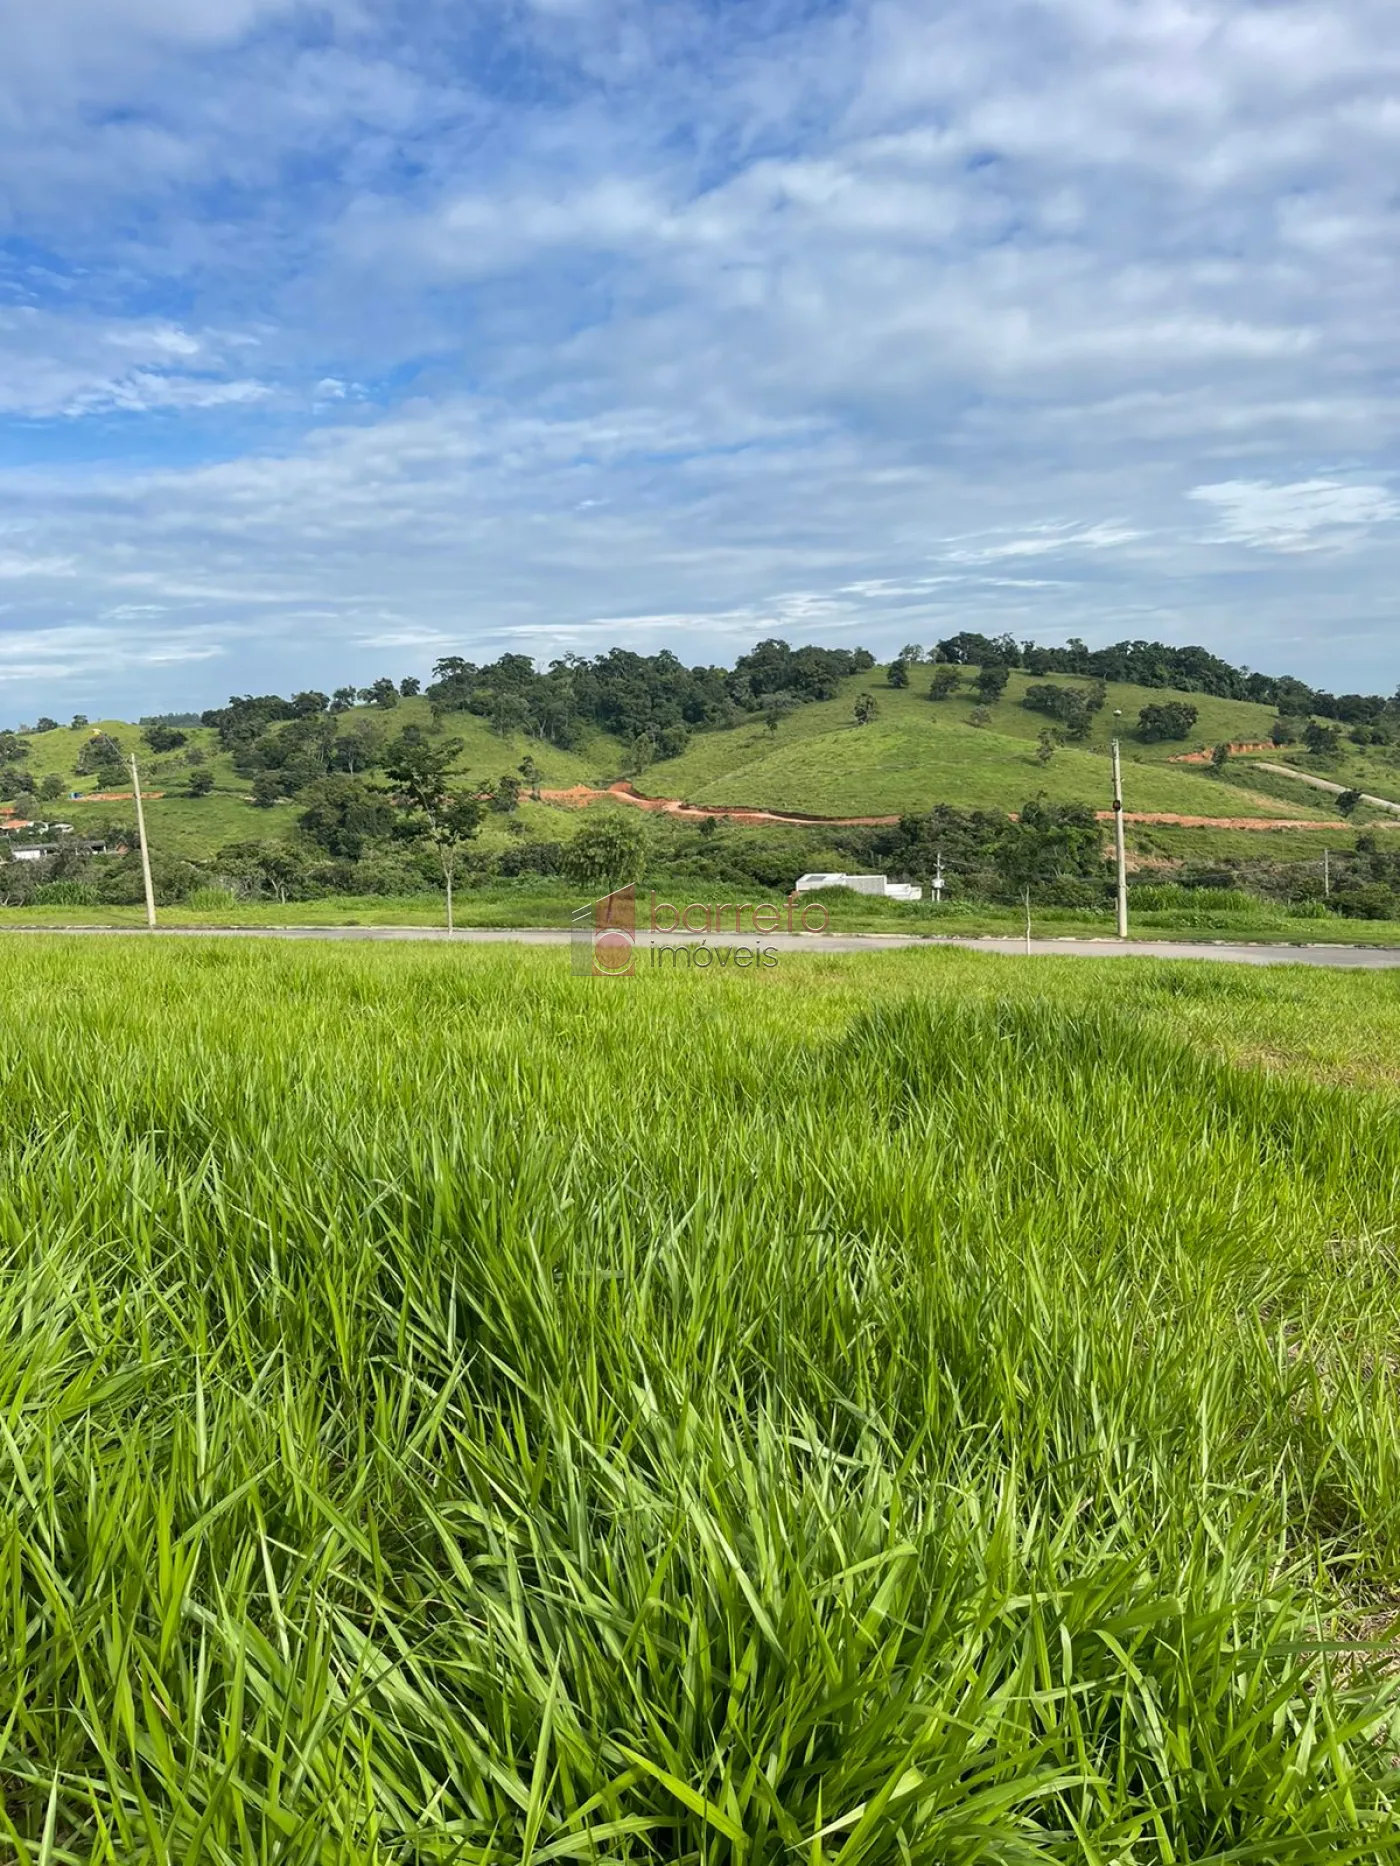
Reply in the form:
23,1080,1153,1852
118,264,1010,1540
186,885,238,914
1333,883,1395,920
32,879,96,907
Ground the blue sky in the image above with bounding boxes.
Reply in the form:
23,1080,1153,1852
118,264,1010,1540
0,0,1398,714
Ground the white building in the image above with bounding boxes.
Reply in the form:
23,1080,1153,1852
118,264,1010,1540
794,872,923,903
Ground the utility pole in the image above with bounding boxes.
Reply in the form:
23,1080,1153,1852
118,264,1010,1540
1323,847,1330,898
130,754,157,929
1111,738,1128,940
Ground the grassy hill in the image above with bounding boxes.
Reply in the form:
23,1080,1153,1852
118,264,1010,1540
0,671,1345,880
643,668,1330,821
8,704,628,859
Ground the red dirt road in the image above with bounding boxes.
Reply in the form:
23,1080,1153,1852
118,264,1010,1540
538,782,898,826
537,781,1346,833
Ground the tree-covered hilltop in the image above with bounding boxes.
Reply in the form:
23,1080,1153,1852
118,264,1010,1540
195,634,1400,760
929,631,1387,724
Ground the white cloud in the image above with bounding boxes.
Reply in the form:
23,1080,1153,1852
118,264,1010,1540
942,523,1145,565
0,310,271,417
1189,478,1400,551
0,0,1395,710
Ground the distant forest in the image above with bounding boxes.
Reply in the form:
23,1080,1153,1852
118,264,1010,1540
198,632,1398,756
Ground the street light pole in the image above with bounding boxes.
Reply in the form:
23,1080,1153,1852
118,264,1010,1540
1111,738,1128,940
130,754,157,929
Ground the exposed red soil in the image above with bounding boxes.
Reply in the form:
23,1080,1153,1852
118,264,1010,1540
538,781,1345,834
1104,811,1347,830
538,782,899,827
1168,742,1275,763
79,789,164,802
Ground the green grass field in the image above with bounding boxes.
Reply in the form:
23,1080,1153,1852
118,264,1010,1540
3,938,1400,1859
11,877,1400,945
648,672,1329,821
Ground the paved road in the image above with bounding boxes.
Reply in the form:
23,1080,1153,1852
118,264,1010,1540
1256,761,1400,818
7,922,1400,967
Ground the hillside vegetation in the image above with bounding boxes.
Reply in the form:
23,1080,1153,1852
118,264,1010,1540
4,671,1332,871
2,703,625,859
644,669,1328,820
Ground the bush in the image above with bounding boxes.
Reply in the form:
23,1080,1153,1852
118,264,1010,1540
186,885,238,914
144,725,187,753
498,841,565,878
1332,883,1396,920
1036,877,1111,909
32,879,97,907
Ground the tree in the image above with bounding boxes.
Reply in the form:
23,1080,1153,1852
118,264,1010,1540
297,776,395,860
765,705,782,734
968,707,992,728
491,692,531,738
928,667,961,701
34,718,57,733
334,717,386,776
1211,741,1231,769
399,677,421,698
76,732,126,786
994,800,1103,898
330,687,357,713
1137,701,1198,742
359,677,399,709
656,724,689,760
936,632,1018,667
629,732,657,771
290,691,329,717
853,692,880,726
1036,728,1059,765
70,715,88,730
1337,788,1363,817
187,769,215,797
974,665,1010,704
887,658,910,689
562,812,650,893
519,755,542,800
899,644,924,666
38,774,65,802
144,725,187,753
250,771,282,808
1270,716,1303,745
1304,721,1342,758
216,840,310,904
492,774,522,812
1022,682,1092,741
382,733,483,933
